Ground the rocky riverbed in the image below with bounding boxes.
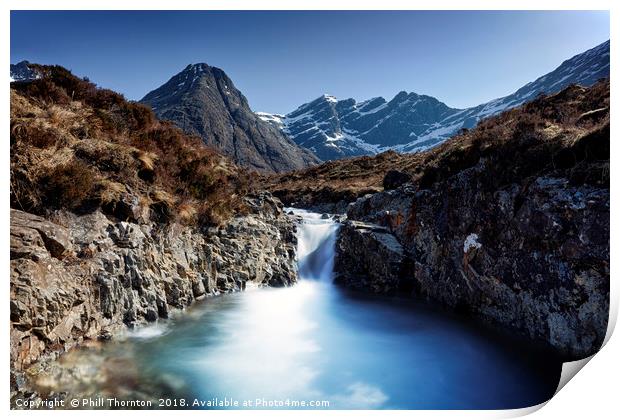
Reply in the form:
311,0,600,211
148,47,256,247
10,192,298,403
335,171,609,360
10,209,564,410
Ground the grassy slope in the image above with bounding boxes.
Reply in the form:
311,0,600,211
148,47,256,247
10,65,254,227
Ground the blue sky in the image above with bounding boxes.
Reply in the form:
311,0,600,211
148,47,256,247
11,10,609,114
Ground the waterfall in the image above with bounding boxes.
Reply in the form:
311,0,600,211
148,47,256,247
42,207,563,410
289,209,339,282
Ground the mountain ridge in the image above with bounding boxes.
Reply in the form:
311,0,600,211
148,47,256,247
259,40,610,161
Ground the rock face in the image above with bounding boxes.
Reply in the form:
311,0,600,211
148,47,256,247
10,193,297,388
337,169,609,359
335,221,410,294
259,40,610,160
140,63,320,173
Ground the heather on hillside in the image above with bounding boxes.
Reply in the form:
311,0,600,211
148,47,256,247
10,65,253,226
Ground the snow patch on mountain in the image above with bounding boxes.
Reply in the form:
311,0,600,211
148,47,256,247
256,112,285,128
258,40,610,162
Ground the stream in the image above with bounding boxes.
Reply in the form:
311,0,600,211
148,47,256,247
42,209,562,409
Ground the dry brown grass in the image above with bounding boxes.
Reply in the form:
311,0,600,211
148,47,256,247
10,64,253,226
39,159,97,209
176,201,198,225
96,180,127,206
136,150,158,171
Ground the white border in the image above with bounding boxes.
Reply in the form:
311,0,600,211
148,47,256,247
2,2,617,420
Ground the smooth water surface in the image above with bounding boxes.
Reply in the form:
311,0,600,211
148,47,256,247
57,209,562,409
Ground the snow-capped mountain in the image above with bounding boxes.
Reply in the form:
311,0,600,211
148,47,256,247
140,63,319,173
10,61,42,82
259,40,610,161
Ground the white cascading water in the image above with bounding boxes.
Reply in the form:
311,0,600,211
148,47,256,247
156,209,342,404
291,209,340,282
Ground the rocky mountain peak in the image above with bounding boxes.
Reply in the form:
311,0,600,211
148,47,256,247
321,94,338,103
141,63,319,173
392,91,410,102
185,62,209,72
265,40,610,162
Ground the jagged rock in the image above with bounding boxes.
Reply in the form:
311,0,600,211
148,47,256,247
337,170,609,359
10,192,297,395
335,221,412,294
11,211,72,259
